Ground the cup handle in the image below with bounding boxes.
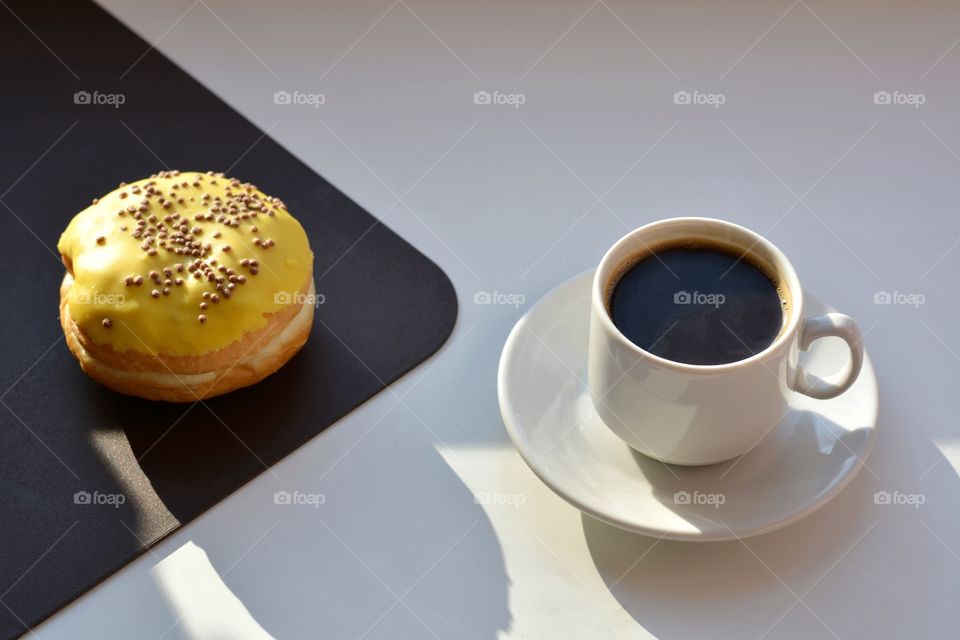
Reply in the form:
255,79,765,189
792,313,864,400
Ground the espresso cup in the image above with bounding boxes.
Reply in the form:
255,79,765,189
587,217,864,466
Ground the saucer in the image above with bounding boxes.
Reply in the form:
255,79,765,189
497,270,878,541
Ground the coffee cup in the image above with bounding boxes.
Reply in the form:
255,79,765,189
588,217,864,465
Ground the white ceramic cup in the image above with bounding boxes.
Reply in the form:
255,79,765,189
588,217,864,466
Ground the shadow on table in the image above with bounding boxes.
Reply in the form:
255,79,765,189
72,349,512,640
193,444,511,640
582,410,960,639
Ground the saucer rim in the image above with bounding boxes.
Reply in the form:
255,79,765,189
497,268,879,542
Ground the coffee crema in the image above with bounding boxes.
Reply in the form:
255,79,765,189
607,240,789,365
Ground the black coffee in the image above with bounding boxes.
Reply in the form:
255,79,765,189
609,244,786,365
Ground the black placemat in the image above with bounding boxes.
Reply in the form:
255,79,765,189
0,2,457,636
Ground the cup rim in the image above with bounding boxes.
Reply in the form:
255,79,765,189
592,216,805,373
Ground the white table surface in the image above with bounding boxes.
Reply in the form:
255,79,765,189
27,0,960,638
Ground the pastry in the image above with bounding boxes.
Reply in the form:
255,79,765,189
57,170,315,402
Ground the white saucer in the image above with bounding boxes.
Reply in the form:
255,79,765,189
497,270,878,541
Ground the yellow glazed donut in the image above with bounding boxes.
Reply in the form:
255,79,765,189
57,170,315,402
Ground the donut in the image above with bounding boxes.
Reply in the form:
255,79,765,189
57,170,315,402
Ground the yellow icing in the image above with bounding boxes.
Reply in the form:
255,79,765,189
57,171,313,356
